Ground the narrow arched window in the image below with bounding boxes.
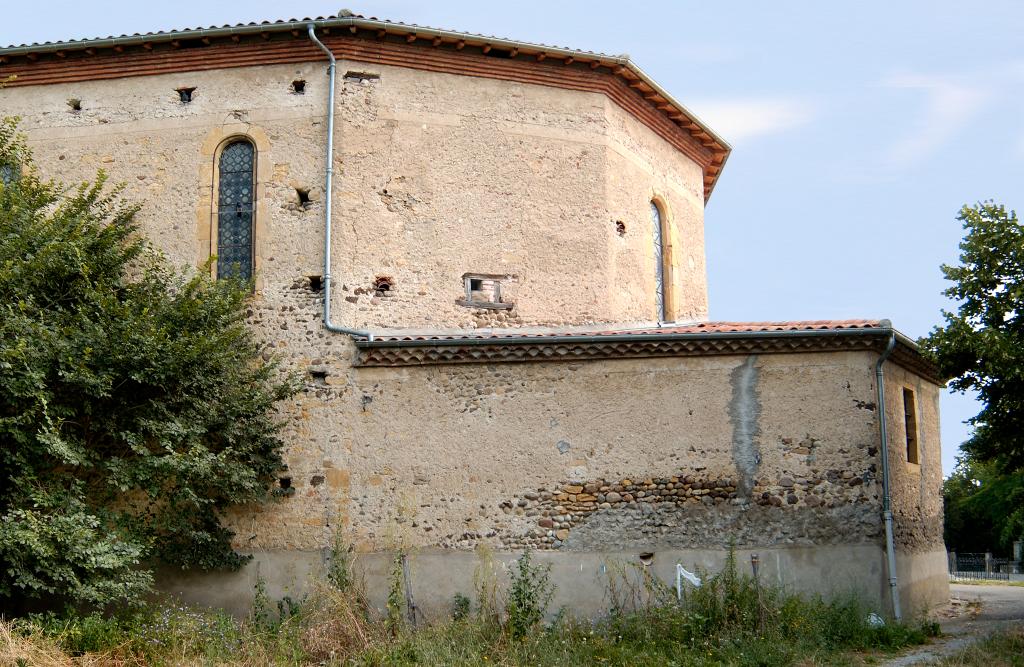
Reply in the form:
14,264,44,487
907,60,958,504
216,140,255,281
651,200,668,323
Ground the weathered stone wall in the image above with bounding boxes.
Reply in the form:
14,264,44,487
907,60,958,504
219,350,888,555
882,362,944,553
0,57,713,555
604,99,708,322
884,356,946,617
0,58,706,331
155,344,935,617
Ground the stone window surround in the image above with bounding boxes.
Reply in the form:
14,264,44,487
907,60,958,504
650,191,678,323
902,386,921,469
197,124,272,290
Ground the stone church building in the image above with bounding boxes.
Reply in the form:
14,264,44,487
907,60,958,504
0,12,947,617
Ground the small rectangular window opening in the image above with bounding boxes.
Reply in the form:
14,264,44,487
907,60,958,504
291,79,306,94
458,274,514,310
902,388,919,464
343,71,381,83
176,87,196,103
469,277,499,302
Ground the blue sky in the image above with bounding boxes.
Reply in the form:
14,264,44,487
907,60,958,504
3,1,1022,476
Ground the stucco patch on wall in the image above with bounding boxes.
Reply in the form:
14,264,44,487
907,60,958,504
730,355,762,499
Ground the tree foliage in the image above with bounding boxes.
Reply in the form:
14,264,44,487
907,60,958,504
0,117,299,607
942,456,1024,555
921,202,1024,471
923,201,1024,553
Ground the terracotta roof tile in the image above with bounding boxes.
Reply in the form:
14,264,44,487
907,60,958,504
0,12,610,59
371,319,885,343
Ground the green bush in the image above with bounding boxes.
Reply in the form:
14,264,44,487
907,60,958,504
16,610,131,655
0,116,300,609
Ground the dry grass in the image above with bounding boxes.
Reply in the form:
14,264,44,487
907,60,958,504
0,583,385,667
297,583,380,664
1,620,72,667
0,618,143,667
930,625,1024,666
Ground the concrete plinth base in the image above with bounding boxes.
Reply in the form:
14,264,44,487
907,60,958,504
157,544,948,620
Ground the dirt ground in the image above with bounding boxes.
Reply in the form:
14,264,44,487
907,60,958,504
883,583,1024,666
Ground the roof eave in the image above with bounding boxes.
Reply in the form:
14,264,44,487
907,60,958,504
0,15,731,198
352,324,940,383
355,326,891,349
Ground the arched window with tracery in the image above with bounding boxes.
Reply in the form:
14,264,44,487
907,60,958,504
215,140,255,281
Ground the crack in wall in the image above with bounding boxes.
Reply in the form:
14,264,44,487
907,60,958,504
730,355,761,499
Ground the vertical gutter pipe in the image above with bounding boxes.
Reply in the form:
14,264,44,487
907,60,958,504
307,24,373,341
874,322,901,621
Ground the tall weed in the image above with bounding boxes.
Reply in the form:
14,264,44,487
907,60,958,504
505,549,554,640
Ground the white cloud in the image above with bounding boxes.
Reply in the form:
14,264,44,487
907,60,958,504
881,73,992,168
689,97,818,144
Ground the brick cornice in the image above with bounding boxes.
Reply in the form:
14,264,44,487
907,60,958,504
0,29,725,200
325,37,716,173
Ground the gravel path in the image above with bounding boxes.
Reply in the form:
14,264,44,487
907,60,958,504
882,583,1024,666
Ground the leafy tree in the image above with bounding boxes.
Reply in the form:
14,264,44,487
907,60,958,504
0,117,299,607
942,455,1024,555
923,201,1024,554
921,202,1024,471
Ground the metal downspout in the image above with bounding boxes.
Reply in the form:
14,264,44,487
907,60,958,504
875,323,901,621
307,24,373,341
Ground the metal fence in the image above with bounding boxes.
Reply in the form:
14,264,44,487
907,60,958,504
948,552,1011,581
